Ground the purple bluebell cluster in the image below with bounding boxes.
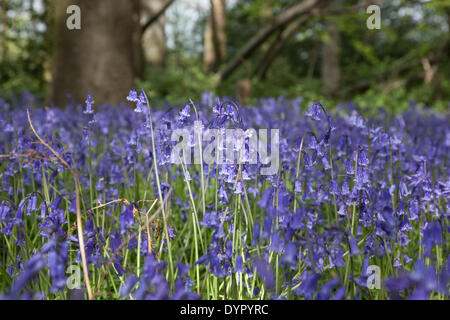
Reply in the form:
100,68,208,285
0,91,448,300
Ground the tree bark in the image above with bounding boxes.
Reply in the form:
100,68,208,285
204,14,215,73
236,78,252,105
48,0,141,107
307,44,319,79
141,0,167,69
204,0,227,73
0,1,8,62
321,0,341,96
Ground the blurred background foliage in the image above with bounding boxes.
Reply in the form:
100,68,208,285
0,0,52,98
0,0,449,113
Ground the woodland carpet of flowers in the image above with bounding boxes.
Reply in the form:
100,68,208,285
0,90,448,300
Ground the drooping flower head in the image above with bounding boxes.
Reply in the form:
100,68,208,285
83,94,94,114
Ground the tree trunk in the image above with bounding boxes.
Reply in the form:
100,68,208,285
204,0,226,73
204,15,215,73
0,1,8,62
236,78,252,105
321,0,341,96
141,0,167,70
48,0,141,107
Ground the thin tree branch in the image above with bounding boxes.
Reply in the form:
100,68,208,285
251,13,312,80
215,0,322,83
313,0,385,15
141,0,175,33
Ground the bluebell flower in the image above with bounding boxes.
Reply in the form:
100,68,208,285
234,180,243,194
253,257,275,291
317,279,340,300
120,204,134,234
120,274,139,297
268,232,284,253
422,221,442,257
126,89,139,102
9,253,46,298
294,271,320,299
305,102,322,121
235,255,244,273
83,94,94,114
